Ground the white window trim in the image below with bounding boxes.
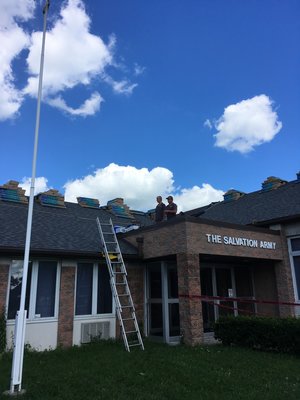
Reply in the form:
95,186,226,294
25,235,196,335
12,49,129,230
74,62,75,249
7,259,61,321
74,262,115,319
288,236,300,310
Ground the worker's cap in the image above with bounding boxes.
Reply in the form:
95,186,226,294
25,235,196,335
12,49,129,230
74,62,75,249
166,195,173,200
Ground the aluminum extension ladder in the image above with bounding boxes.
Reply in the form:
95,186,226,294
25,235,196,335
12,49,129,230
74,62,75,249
96,217,144,351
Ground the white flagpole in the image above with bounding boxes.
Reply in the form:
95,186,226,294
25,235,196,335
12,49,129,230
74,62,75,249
9,1,50,394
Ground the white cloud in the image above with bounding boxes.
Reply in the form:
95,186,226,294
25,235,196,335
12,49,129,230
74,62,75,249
46,92,103,117
24,0,112,97
175,184,224,212
212,95,282,153
23,0,137,115
63,163,224,212
64,163,174,210
0,0,138,120
0,0,34,120
20,176,49,195
102,73,138,95
204,119,212,129
0,0,35,27
134,63,146,76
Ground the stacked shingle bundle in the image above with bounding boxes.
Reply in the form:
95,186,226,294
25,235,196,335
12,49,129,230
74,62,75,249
223,189,245,203
77,197,100,209
37,189,65,208
0,180,28,204
107,198,134,219
262,176,287,192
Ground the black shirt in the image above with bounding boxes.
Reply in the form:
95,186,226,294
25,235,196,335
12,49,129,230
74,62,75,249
165,202,177,220
155,202,166,222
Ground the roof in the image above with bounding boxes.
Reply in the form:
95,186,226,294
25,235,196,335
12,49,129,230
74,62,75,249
186,179,300,226
0,199,153,257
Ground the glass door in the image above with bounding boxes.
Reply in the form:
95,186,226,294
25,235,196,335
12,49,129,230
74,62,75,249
148,263,163,338
147,262,180,343
200,265,236,331
166,264,180,341
215,268,235,317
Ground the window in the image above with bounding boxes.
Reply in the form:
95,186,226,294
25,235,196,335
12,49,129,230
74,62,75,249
290,237,300,302
7,260,59,320
35,261,57,318
75,263,112,316
75,263,93,315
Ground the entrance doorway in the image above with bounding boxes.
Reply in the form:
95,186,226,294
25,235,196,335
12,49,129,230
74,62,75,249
147,261,180,343
201,264,255,332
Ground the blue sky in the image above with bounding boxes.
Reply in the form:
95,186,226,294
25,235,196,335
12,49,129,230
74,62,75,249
1,0,299,212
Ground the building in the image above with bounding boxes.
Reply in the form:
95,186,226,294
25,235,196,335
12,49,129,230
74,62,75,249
0,174,299,349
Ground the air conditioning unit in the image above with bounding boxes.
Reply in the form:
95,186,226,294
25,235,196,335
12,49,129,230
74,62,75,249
81,321,110,344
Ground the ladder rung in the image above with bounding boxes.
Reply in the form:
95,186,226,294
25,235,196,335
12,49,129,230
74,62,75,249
125,330,137,334
121,305,133,309
118,294,129,297
128,343,142,347
123,317,135,321
116,282,126,285
114,271,125,274
106,241,117,244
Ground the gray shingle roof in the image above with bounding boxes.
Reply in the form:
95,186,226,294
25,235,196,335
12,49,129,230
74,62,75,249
0,199,153,256
186,179,300,225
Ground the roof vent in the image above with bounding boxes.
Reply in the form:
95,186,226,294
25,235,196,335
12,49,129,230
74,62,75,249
261,176,287,192
296,171,300,181
37,189,65,208
0,180,28,204
107,198,134,219
223,189,245,202
77,197,100,209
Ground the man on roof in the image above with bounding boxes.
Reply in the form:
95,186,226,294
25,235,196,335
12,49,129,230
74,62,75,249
165,196,177,220
155,195,166,223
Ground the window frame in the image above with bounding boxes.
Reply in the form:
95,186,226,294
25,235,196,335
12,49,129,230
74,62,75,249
7,259,61,321
74,261,114,319
288,236,300,309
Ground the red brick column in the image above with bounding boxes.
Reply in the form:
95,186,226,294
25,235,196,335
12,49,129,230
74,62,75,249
117,263,144,338
177,253,203,345
127,263,144,323
57,264,76,347
0,263,9,312
274,229,296,317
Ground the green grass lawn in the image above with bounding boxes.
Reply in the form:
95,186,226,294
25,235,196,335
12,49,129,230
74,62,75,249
1,340,300,400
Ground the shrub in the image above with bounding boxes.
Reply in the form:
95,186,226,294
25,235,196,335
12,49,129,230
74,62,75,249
214,316,300,354
0,308,6,353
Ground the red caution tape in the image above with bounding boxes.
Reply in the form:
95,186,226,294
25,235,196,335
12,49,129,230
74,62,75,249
178,294,300,307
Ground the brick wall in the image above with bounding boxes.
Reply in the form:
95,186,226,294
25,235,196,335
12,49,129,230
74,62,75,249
253,264,279,316
126,263,144,325
177,253,203,345
0,263,9,312
186,221,282,260
124,219,282,261
57,265,76,347
116,262,144,339
274,229,296,317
